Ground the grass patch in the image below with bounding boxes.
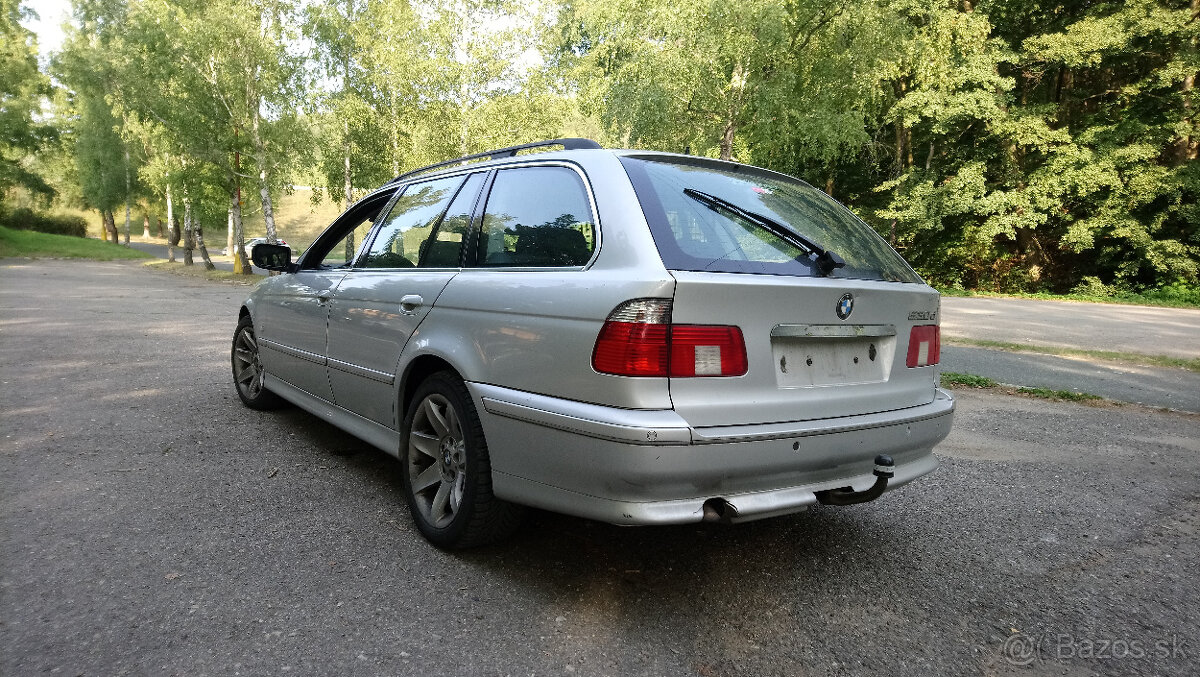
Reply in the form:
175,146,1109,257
1014,386,1103,402
944,337,1200,373
937,286,1200,310
144,259,260,285
940,371,998,388
0,225,153,260
941,370,1107,404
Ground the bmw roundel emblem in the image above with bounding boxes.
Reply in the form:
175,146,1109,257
836,293,854,320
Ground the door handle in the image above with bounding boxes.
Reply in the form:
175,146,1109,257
399,294,424,315
317,290,332,304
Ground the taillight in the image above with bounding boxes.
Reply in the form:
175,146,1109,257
669,325,747,376
906,325,941,367
592,299,747,377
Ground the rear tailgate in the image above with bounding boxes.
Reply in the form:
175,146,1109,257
668,270,940,427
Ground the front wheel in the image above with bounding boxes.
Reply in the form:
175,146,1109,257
231,315,283,410
401,372,524,548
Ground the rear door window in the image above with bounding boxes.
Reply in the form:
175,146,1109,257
361,176,465,269
418,173,485,268
620,156,922,283
476,166,595,267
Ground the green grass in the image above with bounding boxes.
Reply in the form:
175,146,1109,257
944,337,1200,373
939,371,998,388
0,225,153,260
938,285,1200,310
1014,386,1103,402
941,370,1106,403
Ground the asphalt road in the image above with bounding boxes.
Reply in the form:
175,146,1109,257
941,296,1200,359
939,297,1200,412
941,346,1200,413
2,259,1198,676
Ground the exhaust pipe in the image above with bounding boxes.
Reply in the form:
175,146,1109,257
702,497,738,524
815,455,895,506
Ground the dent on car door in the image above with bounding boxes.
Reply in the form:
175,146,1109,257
325,172,485,427
257,189,397,402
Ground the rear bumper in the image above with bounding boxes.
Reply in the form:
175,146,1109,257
470,383,954,525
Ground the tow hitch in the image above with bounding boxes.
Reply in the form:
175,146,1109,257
815,455,895,506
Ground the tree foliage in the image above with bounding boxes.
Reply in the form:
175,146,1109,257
1,0,55,200
22,0,1200,292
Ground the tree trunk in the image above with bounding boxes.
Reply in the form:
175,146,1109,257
156,217,164,239
1174,0,1198,164
227,208,235,259
719,118,737,161
102,210,118,243
194,220,217,271
142,212,151,239
123,146,132,245
343,123,355,262
459,84,470,157
390,89,401,176
182,195,195,266
166,181,178,263
719,61,746,162
892,79,909,175
252,94,279,255
230,183,250,274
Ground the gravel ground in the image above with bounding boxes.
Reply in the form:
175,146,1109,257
2,260,1198,676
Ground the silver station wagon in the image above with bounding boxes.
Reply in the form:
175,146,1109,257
232,139,955,548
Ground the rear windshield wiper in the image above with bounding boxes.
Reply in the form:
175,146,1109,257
683,188,845,276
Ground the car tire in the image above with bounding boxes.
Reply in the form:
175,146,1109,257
231,315,283,410
401,371,524,548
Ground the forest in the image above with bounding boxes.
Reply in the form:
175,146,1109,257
1,0,1197,294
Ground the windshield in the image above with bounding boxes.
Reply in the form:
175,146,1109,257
620,155,923,283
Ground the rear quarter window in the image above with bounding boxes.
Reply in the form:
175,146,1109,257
620,156,922,283
476,166,595,267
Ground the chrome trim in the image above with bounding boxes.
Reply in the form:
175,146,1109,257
260,338,324,365
771,324,897,339
473,382,954,448
262,374,400,456
327,357,395,385
472,382,690,445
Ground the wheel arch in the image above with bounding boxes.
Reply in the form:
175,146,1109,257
398,353,460,423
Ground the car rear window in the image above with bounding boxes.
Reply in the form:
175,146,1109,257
620,155,922,283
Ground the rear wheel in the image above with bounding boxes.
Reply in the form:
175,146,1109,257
401,371,524,548
231,315,283,410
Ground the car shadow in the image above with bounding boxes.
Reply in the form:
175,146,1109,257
278,403,927,608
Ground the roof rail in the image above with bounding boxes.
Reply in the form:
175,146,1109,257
388,138,602,184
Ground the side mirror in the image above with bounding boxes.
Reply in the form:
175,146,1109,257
251,243,296,272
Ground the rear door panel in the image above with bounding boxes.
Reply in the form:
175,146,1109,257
326,271,457,426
